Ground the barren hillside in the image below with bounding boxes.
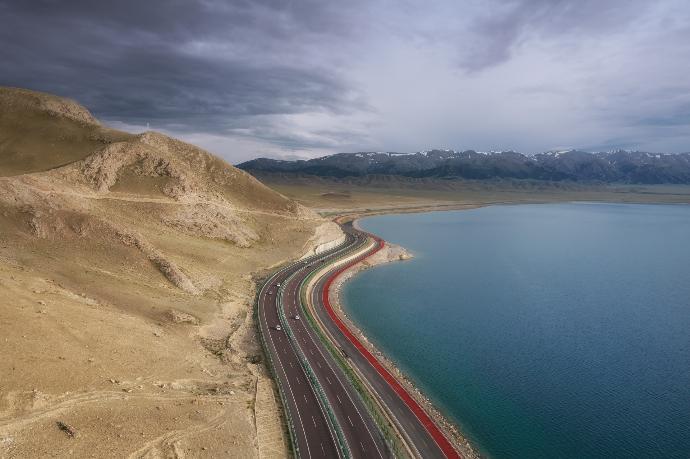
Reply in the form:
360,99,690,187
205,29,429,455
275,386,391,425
0,87,343,458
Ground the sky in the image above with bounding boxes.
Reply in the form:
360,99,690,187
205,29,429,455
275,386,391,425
2,0,690,163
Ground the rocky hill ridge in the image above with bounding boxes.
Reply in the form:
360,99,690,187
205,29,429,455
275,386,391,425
239,148,690,184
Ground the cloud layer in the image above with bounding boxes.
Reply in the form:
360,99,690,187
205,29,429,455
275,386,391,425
2,0,689,161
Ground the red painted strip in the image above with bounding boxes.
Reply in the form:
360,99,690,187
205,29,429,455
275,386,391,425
322,233,462,459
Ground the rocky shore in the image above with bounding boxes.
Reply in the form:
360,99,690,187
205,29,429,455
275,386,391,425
328,227,481,459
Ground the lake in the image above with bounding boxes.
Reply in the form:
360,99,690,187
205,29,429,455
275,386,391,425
343,203,690,458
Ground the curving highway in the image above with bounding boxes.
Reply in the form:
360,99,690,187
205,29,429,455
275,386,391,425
257,222,461,459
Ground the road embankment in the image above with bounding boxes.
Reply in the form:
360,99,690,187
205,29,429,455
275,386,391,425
319,225,480,459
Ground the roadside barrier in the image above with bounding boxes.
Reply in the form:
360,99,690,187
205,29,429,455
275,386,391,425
278,262,352,458
255,238,352,458
297,243,413,459
258,223,461,459
321,235,462,459
256,267,303,458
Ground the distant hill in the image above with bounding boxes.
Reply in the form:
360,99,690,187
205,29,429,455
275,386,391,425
238,149,690,184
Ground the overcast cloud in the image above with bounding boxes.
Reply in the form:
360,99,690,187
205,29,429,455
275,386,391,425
2,0,689,161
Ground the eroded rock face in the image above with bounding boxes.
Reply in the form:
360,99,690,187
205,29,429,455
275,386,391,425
162,203,259,248
166,309,200,325
301,220,346,258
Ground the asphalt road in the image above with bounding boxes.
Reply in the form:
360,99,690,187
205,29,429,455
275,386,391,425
258,223,460,459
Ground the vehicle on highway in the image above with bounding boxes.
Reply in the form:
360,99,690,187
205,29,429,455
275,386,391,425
294,314,300,320
275,324,282,331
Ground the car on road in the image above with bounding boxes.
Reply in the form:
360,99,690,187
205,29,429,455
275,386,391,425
275,324,282,331
294,315,300,320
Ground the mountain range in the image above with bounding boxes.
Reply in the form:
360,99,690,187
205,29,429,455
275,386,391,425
239,149,690,184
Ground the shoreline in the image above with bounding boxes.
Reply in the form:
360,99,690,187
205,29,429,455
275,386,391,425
320,199,690,458
330,205,486,459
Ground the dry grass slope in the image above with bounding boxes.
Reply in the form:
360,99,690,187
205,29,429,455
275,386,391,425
0,87,342,458
0,87,133,176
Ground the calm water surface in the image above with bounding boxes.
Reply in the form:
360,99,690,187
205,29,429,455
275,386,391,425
343,203,690,458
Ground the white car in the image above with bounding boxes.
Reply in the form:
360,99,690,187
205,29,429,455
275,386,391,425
294,315,300,320
275,324,282,331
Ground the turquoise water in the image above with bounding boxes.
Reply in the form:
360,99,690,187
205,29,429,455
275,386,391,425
343,203,690,458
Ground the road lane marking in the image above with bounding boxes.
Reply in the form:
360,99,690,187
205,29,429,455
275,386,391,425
317,361,322,368
348,415,354,427
326,376,331,385
336,394,342,404
259,271,313,459
294,243,389,459
258,244,358,458
259,235,386,459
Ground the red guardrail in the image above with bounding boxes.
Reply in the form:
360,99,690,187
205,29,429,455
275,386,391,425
321,235,462,459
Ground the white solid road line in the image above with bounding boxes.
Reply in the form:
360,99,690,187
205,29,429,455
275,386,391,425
264,235,399,459
278,264,347,459
259,269,313,459
299,237,388,459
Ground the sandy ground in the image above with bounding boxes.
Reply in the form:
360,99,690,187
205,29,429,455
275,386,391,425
256,175,690,217
0,87,344,459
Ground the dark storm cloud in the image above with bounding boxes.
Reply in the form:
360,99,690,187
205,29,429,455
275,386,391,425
1,0,689,158
0,0,363,132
